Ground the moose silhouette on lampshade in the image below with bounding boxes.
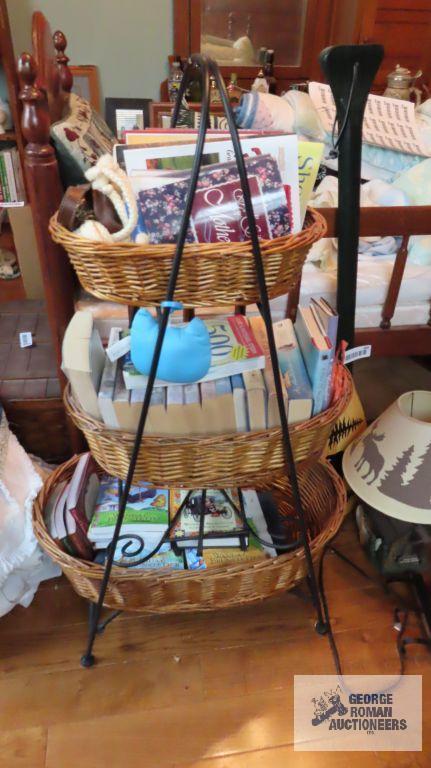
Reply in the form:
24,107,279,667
343,391,431,525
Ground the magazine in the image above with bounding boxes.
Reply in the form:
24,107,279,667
120,132,300,233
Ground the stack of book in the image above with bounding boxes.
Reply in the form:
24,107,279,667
46,453,100,559
62,301,339,436
51,457,280,569
0,148,25,204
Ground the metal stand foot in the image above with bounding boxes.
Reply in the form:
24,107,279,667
315,620,329,635
80,653,95,668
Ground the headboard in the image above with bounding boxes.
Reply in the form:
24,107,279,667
17,12,76,374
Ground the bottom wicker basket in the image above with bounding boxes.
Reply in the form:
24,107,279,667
33,457,346,614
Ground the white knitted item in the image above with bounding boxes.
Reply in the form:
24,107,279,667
77,154,138,242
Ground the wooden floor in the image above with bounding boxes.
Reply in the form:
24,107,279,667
2,356,431,767
1,515,430,768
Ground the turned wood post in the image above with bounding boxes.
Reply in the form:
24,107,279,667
380,235,410,330
18,52,84,454
53,30,73,94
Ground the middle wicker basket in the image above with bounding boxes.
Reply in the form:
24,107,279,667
64,364,352,487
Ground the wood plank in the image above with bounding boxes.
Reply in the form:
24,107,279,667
318,206,431,238
0,727,46,768
45,689,296,768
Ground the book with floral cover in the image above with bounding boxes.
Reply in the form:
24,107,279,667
136,154,292,245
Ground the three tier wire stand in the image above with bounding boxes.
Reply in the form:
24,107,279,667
36,55,350,667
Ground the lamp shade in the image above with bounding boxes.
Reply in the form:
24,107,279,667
343,391,431,524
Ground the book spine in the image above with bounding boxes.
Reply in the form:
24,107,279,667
0,154,10,202
10,149,25,202
4,152,17,202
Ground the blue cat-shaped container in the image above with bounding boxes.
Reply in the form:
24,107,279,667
130,308,211,383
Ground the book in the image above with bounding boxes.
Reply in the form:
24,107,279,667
231,374,249,432
122,314,265,389
0,154,10,202
248,316,287,427
273,318,313,424
184,489,277,568
214,376,236,433
242,369,267,430
88,476,169,548
112,542,184,570
183,382,205,434
310,297,339,407
65,452,100,537
98,327,120,428
165,383,188,435
120,131,300,232
294,306,332,416
3,152,17,202
130,386,168,434
135,154,293,245
62,310,106,420
52,480,94,560
169,489,248,549
297,141,324,224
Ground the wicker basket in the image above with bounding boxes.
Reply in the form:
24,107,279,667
33,456,346,613
49,208,326,308
64,364,352,488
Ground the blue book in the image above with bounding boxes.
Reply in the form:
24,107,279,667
273,319,313,424
231,374,249,432
294,306,332,415
311,298,338,407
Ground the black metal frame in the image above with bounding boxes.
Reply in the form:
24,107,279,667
80,48,382,667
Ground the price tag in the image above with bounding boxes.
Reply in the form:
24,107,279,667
344,344,372,364
106,333,131,362
19,331,33,348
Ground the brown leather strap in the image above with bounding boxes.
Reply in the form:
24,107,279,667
58,183,123,234
57,184,92,230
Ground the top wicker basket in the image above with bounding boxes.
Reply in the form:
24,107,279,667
49,208,326,308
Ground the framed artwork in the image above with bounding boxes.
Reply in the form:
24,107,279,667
105,98,152,139
150,101,227,128
70,65,101,112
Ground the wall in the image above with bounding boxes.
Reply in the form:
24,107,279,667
6,0,173,102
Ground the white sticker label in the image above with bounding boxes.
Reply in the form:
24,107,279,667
106,334,131,362
19,331,33,348
344,345,372,364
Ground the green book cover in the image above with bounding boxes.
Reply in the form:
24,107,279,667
0,155,10,202
89,476,169,532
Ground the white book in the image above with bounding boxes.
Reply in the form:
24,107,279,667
242,490,276,557
62,311,105,420
3,152,17,202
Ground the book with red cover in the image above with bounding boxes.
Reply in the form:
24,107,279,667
136,154,291,245
52,478,94,560
65,452,100,537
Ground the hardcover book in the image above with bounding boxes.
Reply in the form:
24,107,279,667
136,154,292,245
294,306,332,416
273,318,313,424
169,489,248,548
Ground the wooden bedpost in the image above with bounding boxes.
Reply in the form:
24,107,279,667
18,52,75,370
18,52,84,455
53,30,73,94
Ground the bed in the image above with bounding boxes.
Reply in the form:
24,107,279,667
17,13,431,390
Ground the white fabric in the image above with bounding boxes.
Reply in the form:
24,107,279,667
0,421,59,618
309,176,410,270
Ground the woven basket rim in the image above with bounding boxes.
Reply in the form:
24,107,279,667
49,206,326,258
33,456,347,584
63,363,351,446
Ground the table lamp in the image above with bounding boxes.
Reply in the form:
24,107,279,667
343,390,431,525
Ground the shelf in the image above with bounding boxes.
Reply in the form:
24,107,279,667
0,223,16,251
0,131,16,142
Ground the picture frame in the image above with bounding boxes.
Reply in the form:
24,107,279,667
70,65,101,112
105,98,152,139
150,101,227,128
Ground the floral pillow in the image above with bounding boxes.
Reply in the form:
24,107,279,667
51,93,115,186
